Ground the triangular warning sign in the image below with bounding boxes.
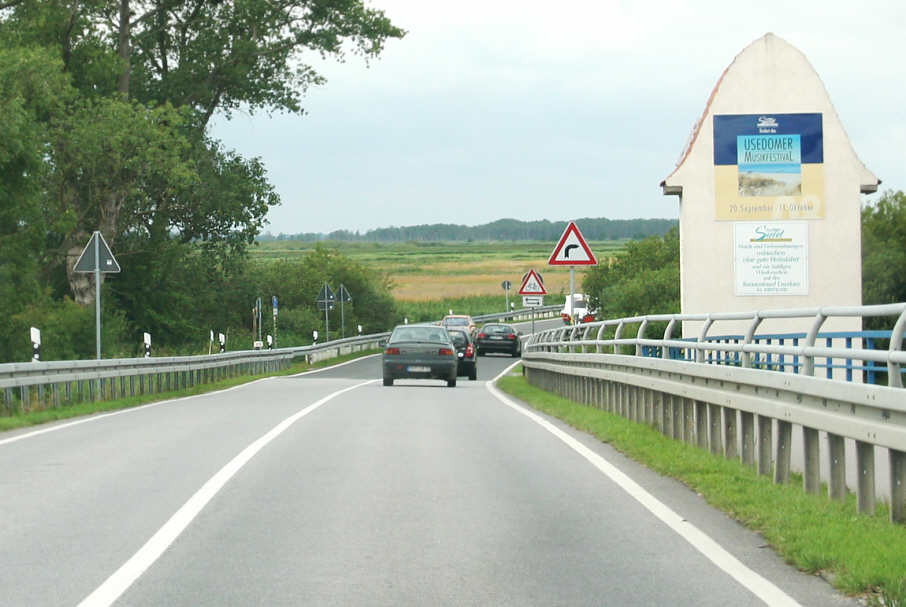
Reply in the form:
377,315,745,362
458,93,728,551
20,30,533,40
73,231,121,273
317,283,336,303
548,222,597,266
518,269,547,295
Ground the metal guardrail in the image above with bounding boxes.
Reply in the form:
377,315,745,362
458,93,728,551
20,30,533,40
0,305,562,414
0,333,389,413
522,303,906,524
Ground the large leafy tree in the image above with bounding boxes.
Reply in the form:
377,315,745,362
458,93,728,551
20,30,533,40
862,190,906,307
0,0,404,359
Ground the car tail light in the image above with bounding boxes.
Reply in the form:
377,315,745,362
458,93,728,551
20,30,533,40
477,333,486,339
465,344,474,357
385,347,400,355
438,347,454,356
507,333,516,340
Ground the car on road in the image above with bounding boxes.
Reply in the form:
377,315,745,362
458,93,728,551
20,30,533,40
447,328,478,380
382,324,459,387
561,293,595,324
475,323,521,357
441,314,477,337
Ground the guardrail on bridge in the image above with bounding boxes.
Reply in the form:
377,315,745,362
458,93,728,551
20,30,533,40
522,303,906,524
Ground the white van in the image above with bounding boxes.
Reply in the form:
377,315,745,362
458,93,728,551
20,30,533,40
560,294,595,324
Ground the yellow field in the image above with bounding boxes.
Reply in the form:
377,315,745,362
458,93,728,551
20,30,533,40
390,264,590,301
252,240,622,302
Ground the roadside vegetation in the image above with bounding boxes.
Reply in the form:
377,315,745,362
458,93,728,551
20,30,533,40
497,371,906,606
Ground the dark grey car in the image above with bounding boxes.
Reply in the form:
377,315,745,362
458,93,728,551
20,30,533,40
382,324,459,387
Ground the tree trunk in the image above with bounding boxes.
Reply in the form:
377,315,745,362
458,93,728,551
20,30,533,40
117,0,131,96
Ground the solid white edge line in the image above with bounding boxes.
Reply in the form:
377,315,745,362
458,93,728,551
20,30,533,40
1,353,380,449
486,362,802,607
76,378,378,607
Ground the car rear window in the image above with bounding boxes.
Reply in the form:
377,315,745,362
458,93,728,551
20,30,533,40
444,318,469,326
449,332,468,346
484,325,509,333
391,327,451,343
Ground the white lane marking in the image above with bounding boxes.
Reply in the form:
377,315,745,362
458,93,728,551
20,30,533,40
486,363,802,607
0,354,378,448
77,379,377,607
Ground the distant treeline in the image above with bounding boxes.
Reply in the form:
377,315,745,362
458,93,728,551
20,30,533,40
259,217,678,243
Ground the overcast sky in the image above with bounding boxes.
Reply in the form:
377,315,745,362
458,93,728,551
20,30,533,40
211,0,905,235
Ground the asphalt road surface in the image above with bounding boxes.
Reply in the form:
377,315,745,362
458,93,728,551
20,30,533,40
0,319,858,606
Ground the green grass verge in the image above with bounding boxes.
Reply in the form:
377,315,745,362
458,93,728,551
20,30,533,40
496,370,906,606
0,349,380,433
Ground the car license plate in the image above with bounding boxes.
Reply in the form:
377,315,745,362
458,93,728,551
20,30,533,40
490,336,503,340
457,352,463,358
407,365,430,372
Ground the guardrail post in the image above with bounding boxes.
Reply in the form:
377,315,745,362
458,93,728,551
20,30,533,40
774,420,792,484
723,407,738,459
757,415,772,476
856,441,876,515
802,427,820,494
672,395,683,440
708,404,721,455
742,314,762,369
683,399,695,445
889,309,906,388
655,392,665,432
740,412,755,466
696,316,714,364
891,449,906,524
695,401,708,449
803,311,827,376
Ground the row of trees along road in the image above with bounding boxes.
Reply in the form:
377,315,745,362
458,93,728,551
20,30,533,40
582,189,906,333
0,1,405,362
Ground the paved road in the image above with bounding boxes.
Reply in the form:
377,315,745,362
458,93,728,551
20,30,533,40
0,319,857,606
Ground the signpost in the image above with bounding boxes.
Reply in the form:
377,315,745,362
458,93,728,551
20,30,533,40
338,284,353,338
519,269,547,335
272,295,278,348
317,283,336,339
73,231,121,359
501,280,512,315
548,222,597,324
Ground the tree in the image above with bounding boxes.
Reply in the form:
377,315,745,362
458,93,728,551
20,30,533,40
0,45,74,359
862,190,906,307
583,226,680,320
0,0,404,353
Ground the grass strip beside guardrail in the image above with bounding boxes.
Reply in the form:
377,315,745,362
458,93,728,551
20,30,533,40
0,350,380,433
496,370,906,606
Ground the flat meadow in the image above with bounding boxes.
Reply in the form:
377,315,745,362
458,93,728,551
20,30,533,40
251,240,626,303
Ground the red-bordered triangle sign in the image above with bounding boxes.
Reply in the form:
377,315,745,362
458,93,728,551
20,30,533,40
518,269,547,295
548,221,597,265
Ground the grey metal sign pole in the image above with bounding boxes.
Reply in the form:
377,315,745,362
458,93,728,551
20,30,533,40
94,236,101,359
569,266,575,325
73,231,121,361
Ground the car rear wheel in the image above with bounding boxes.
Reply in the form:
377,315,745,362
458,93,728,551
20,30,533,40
468,364,477,381
447,377,456,388
383,376,393,386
